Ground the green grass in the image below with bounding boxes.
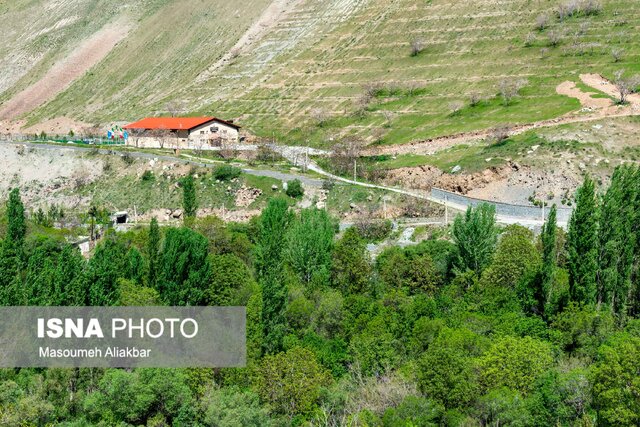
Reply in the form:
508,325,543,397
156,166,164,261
69,162,282,215
574,80,616,100
5,0,640,150
360,131,613,174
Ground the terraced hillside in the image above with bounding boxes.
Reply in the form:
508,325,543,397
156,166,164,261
201,0,639,146
1,0,639,148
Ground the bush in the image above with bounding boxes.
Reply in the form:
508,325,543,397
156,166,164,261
285,179,304,198
213,164,242,181
354,219,393,242
121,152,135,166
141,170,154,182
321,179,335,191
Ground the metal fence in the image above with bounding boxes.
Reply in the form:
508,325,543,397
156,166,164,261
2,134,125,145
430,187,573,224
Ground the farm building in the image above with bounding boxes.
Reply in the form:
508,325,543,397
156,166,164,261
123,117,240,149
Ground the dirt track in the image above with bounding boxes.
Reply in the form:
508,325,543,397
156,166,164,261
0,21,130,120
364,74,640,157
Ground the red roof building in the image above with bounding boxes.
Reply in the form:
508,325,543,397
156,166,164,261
123,116,240,149
123,116,240,131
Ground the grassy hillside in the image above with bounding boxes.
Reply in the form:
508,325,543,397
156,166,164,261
2,0,640,147
203,0,639,146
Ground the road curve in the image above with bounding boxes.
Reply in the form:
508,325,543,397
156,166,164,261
2,140,563,228
0,140,325,187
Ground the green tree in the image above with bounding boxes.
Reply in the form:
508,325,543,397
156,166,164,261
567,176,598,305
597,166,637,316
349,314,400,375
591,334,640,425
159,227,211,305
332,227,370,294
417,328,485,409
85,237,128,306
452,203,498,275
118,278,160,306
540,205,561,316
208,253,254,305
126,246,145,285
182,174,198,227
482,225,540,288
54,244,88,305
83,368,194,425
202,387,271,427
147,217,161,288
254,346,331,416
23,238,60,305
284,208,334,286
5,188,26,249
478,336,554,395
255,198,292,354
377,247,440,294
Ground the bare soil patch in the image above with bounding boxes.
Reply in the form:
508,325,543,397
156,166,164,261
366,74,640,157
0,21,131,120
556,80,611,110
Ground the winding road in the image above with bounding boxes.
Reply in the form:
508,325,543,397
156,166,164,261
2,140,565,227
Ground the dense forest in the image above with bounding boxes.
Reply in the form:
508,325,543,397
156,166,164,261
0,166,639,426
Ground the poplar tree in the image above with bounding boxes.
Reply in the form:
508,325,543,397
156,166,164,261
0,188,26,305
255,198,292,354
159,227,210,305
182,175,197,227
285,208,334,286
55,244,87,305
147,217,160,288
452,203,498,275
85,237,128,306
597,166,638,316
6,188,26,249
541,205,557,297
567,176,598,305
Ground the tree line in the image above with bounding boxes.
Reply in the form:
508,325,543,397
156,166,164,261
0,165,639,425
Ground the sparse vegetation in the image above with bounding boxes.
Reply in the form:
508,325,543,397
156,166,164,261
409,38,425,56
613,70,640,104
285,179,304,198
499,79,528,106
535,14,549,31
213,164,242,181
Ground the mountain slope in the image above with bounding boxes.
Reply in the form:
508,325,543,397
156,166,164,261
1,0,639,147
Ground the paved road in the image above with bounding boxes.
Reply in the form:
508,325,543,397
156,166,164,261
268,144,565,228
1,140,325,187
4,140,563,228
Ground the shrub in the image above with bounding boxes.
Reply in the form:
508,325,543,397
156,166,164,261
611,47,624,63
321,179,335,191
213,164,242,181
535,14,548,31
354,219,393,242
141,170,154,182
121,152,134,166
410,38,425,56
285,179,304,198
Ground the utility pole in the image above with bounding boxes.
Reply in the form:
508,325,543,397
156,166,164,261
541,202,545,223
445,195,449,226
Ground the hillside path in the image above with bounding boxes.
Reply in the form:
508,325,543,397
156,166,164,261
364,74,640,156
